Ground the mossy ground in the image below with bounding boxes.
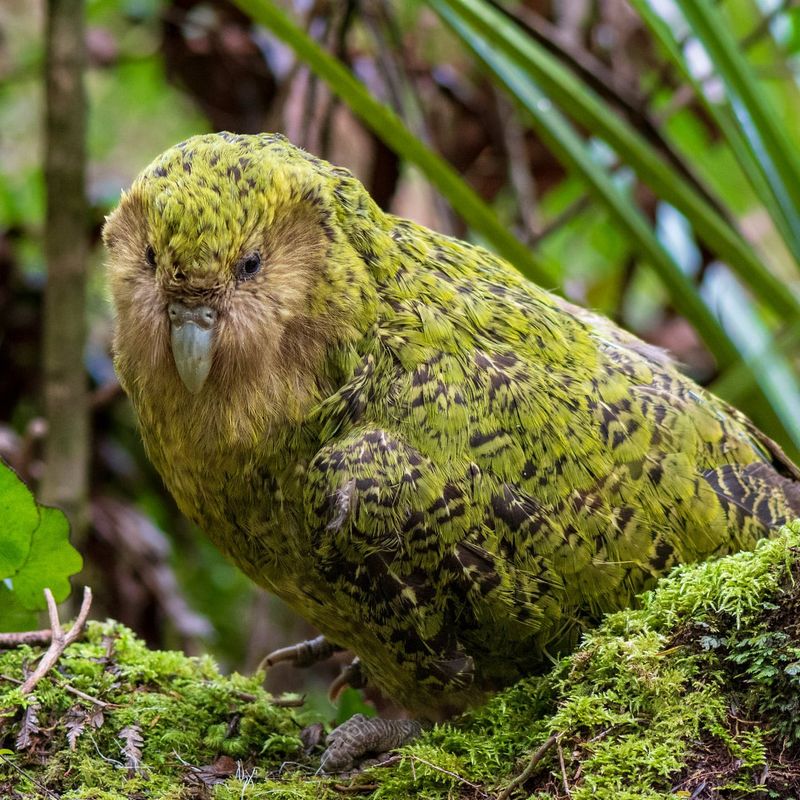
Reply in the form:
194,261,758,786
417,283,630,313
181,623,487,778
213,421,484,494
3,522,800,799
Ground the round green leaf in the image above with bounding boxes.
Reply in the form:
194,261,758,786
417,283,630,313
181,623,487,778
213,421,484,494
12,505,83,610
0,461,37,579
0,583,38,633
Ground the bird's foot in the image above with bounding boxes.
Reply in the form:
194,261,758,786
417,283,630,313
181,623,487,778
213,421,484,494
320,713,424,773
328,656,366,701
262,635,341,668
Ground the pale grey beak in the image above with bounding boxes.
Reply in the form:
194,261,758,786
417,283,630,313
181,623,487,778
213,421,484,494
168,302,217,394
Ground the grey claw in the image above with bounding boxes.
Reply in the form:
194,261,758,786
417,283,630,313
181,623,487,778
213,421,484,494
328,657,366,701
261,635,340,669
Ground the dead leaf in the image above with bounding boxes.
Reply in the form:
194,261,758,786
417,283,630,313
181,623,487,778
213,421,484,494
118,724,143,775
65,707,86,751
16,702,40,750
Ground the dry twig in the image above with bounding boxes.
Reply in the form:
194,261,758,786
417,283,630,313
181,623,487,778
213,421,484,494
19,586,92,695
405,754,488,798
497,733,559,800
0,629,55,648
1,672,108,708
557,738,573,798
0,752,60,799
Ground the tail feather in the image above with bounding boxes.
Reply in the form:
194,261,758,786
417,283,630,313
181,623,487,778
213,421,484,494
703,462,800,528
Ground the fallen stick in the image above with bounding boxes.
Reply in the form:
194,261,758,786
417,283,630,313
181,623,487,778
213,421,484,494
497,733,559,800
19,587,93,695
0,630,54,647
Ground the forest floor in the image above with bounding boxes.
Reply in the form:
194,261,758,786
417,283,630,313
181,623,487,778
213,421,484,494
2,522,800,799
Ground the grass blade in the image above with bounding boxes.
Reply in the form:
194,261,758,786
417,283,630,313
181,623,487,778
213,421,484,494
628,0,797,258
432,1,733,359
672,0,800,264
431,0,800,455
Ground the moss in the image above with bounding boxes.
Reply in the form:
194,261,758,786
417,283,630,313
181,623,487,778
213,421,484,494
0,622,307,799
4,522,800,798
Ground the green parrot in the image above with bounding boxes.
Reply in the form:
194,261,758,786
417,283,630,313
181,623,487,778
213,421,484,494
103,132,800,770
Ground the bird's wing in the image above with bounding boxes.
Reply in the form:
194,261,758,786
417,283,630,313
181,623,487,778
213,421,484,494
303,427,481,694
375,290,800,634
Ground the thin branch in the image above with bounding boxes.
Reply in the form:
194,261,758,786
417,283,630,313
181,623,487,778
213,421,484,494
530,194,593,246
0,752,60,800
405,754,488,798
530,158,624,246
557,738,572,798
0,630,54,647
89,379,123,410
2,672,109,708
495,89,541,244
496,1,725,219
364,0,458,233
271,694,306,708
20,587,93,695
740,0,792,49
40,0,90,540
497,733,559,800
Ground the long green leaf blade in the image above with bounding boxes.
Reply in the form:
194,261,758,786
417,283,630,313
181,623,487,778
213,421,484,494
628,0,800,262
673,0,800,262
231,0,558,287
703,266,800,453
432,0,800,319
432,2,732,354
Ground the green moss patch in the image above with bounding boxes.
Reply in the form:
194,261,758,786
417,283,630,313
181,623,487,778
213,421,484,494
4,522,800,798
0,623,305,798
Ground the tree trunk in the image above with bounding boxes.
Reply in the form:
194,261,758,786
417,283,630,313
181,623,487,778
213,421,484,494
40,0,89,538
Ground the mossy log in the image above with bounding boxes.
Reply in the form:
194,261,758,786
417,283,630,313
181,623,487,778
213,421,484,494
3,522,800,799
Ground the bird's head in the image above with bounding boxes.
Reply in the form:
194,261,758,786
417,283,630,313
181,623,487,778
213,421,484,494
103,133,381,446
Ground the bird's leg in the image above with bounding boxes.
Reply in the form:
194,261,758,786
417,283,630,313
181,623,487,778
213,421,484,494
319,657,425,772
262,635,342,668
320,714,425,773
327,656,366,701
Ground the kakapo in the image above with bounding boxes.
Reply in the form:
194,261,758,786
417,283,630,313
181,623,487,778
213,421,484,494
103,133,800,769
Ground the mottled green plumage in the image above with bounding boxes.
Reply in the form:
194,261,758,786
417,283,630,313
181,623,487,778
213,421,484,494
104,133,800,716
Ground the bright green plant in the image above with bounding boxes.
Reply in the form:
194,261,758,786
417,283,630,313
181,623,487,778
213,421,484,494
0,460,83,632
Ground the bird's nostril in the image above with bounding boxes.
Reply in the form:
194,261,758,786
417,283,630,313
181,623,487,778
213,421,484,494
168,302,217,330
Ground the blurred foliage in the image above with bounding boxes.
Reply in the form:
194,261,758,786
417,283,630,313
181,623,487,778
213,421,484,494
0,0,799,722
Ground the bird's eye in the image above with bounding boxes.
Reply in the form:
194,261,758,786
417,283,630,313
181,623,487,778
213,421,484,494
145,245,157,268
236,251,262,281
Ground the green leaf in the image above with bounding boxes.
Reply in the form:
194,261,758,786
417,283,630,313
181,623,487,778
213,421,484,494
335,687,377,726
12,506,83,610
0,460,83,625
0,585,38,634
230,0,558,288
0,462,38,578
